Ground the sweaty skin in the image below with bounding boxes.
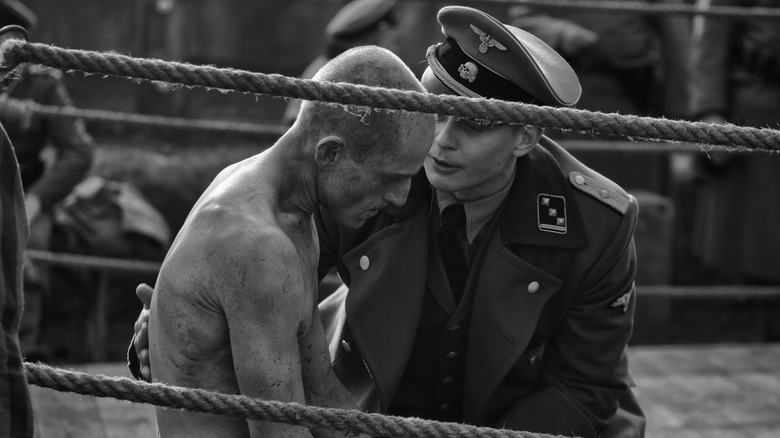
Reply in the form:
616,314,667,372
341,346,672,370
149,151,345,438
146,46,434,438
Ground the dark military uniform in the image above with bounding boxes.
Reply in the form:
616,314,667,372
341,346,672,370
0,64,95,355
318,136,642,437
0,123,33,437
688,0,780,283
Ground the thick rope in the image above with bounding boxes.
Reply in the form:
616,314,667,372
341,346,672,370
22,99,286,138
25,362,565,438
2,40,780,151
25,249,160,274
450,0,780,19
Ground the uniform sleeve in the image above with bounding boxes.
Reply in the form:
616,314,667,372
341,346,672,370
27,76,94,209
688,0,734,119
495,199,640,438
0,124,34,438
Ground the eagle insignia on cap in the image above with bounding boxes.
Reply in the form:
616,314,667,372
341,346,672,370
470,24,506,54
458,62,479,83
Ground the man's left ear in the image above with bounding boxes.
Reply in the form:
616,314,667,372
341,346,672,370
315,135,346,168
512,126,543,157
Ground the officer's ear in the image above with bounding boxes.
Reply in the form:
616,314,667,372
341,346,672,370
512,126,543,158
315,135,346,168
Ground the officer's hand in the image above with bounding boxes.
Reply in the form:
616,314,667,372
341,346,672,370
133,283,154,381
559,24,598,57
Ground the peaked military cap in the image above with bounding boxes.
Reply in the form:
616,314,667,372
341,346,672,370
421,6,580,107
326,0,398,40
0,0,36,30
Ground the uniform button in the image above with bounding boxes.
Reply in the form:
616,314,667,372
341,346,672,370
446,351,459,359
574,174,585,185
440,403,452,411
600,189,610,198
341,339,352,352
527,281,540,294
442,376,455,384
448,324,461,331
359,255,370,270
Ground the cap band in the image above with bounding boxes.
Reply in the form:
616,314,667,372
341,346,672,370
426,38,537,103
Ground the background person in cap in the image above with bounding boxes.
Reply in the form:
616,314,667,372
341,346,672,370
684,0,780,288
0,0,95,362
281,0,399,126
130,5,645,437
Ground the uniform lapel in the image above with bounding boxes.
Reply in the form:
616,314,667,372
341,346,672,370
342,203,431,411
464,142,585,422
464,234,562,422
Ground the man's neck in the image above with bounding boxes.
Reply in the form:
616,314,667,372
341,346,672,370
451,160,516,203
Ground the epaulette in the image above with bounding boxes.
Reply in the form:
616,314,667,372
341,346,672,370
568,171,630,215
27,65,62,79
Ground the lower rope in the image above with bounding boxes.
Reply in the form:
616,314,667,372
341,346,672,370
25,362,564,438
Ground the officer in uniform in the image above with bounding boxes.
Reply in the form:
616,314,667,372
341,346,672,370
131,6,645,437
281,0,399,126
0,0,95,360
315,7,645,437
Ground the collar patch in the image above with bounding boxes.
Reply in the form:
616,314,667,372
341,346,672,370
537,194,567,234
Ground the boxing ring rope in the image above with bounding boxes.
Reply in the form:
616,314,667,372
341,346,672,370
24,362,565,438
2,38,779,152
3,25,779,436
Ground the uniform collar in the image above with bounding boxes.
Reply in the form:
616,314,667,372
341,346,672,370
499,141,588,249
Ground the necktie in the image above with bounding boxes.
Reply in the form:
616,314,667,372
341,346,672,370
437,204,467,302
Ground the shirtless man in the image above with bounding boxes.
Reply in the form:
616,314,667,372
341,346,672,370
147,45,434,438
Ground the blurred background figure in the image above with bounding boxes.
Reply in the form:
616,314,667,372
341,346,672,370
509,0,691,285
281,0,399,126
0,79,34,438
687,0,780,285
0,0,95,361
508,0,690,193
508,0,690,120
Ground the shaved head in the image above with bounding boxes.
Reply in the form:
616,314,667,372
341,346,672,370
297,45,433,162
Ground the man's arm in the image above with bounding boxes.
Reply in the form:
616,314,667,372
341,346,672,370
221,232,315,438
300,306,371,438
26,72,94,210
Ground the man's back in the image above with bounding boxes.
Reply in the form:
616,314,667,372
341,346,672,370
149,150,323,437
